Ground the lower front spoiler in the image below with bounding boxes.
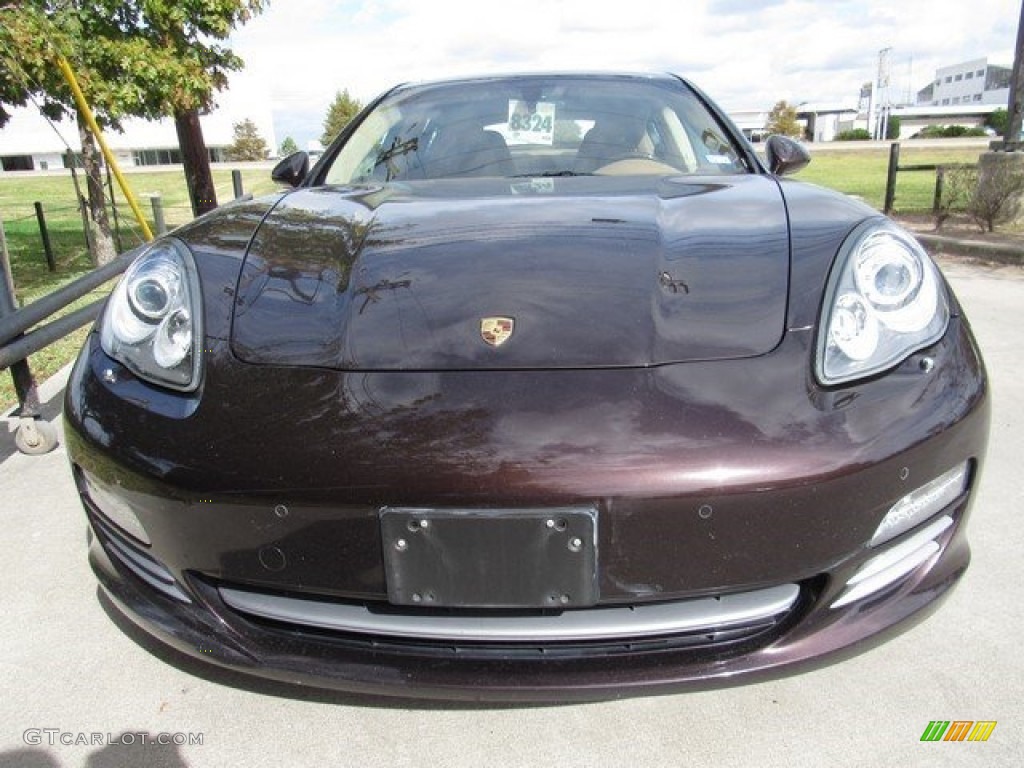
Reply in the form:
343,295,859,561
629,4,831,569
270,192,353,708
88,526,970,703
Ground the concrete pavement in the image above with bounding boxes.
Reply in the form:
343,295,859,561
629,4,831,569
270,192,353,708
0,257,1021,768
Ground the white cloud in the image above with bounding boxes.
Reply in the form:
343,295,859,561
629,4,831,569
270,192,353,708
228,0,1020,146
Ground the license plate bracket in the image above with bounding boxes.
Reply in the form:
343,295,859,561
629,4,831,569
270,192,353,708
380,507,598,609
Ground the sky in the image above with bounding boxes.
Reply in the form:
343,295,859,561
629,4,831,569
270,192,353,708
228,0,1021,150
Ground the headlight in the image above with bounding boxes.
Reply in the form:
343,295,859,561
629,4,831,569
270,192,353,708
816,220,948,385
100,239,203,392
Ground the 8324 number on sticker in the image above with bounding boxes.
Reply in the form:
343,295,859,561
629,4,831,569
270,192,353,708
507,100,556,146
509,113,553,133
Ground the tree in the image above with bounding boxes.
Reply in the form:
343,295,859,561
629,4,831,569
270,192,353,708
280,136,299,156
0,6,119,263
227,119,269,161
2,2,264,127
84,0,266,216
321,89,363,147
765,100,801,138
0,1,266,258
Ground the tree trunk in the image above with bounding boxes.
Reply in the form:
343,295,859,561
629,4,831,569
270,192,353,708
77,118,117,266
175,108,218,217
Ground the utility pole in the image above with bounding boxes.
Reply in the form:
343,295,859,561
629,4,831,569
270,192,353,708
977,0,1024,229
1001,0,1024,150
875,47,892,141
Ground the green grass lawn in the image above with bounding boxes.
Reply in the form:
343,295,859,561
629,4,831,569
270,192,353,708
793,145,986,211
1,166,280,299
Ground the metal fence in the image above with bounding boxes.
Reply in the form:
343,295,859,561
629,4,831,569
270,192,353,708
882,142,975,216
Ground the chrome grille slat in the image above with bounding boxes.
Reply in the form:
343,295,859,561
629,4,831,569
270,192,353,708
219,583,799,643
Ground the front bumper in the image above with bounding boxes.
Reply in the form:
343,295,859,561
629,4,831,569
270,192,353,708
64,317,989,701
85,506,969,702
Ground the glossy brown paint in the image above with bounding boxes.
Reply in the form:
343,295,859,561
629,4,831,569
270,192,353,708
65,310,987,698
230,176,791,370
63,227,989,698
65,310,986,602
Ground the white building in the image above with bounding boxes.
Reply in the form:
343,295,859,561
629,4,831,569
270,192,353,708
795,104,860,142
916,58,1011,108
727,109,771,142
890,104,1003,138
0,77,276,173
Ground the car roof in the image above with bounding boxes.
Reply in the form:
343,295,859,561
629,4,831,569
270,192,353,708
388,71,686,93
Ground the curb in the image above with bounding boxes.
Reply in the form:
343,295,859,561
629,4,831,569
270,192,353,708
913,231,1024,264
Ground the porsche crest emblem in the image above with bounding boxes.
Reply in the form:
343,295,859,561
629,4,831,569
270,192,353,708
480,317,515,347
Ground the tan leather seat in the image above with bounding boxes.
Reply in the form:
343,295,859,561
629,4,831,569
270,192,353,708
575,116,652,173
424,125,514,178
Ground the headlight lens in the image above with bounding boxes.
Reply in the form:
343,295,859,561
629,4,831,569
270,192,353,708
817,221,948,385
100,239,203,392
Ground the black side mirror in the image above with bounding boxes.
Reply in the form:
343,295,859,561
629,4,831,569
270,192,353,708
271,151,310,187
764,135,811,176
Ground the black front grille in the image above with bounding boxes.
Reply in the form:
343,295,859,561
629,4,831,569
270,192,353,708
262,614,787,660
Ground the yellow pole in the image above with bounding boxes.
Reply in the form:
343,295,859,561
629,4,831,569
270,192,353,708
56,55,154,242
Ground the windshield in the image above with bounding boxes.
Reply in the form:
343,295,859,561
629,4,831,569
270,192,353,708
321,75,751,184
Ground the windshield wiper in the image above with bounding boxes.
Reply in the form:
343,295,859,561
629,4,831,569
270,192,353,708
510,170,593,178
374,137,419,180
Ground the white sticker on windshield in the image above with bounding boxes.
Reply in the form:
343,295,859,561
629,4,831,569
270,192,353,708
507,100,556,146
511,178,556,195
706,154,733,164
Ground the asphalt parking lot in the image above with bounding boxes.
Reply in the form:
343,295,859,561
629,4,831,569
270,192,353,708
0,256,1021,768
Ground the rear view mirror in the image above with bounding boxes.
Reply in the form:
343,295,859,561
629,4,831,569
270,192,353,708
271,151,310,187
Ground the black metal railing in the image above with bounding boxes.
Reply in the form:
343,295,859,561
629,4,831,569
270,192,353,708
0,251,134,367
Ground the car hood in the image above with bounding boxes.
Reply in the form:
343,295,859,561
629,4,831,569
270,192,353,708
230,175,790,370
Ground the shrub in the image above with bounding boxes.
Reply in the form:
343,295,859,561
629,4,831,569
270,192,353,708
914,125,989,139
934,165,978,229
835,128,872,141
986,108,1009,136
968,161,1024,232
885,115,901,140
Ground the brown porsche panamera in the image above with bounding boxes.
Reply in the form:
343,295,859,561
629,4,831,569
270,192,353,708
64,73,989,701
